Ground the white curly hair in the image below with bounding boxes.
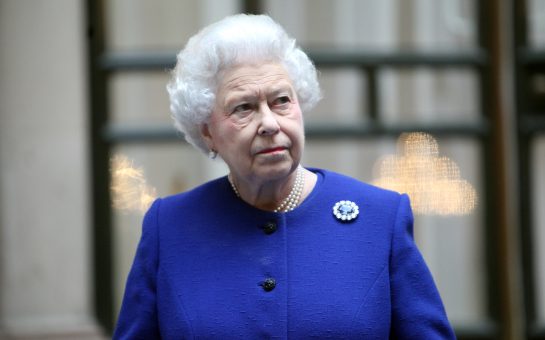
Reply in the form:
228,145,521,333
166,14,322,154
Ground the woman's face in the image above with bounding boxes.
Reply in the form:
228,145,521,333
201,62,305,184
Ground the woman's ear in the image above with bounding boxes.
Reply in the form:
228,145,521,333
200,123,214,150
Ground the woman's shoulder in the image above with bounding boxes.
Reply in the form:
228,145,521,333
301,168,409,234
305,167,406,217
312,167,402,201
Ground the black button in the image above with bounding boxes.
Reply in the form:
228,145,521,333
261,278,276,292
262,222,277,235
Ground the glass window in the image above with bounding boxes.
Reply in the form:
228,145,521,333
533,136,545,325
104,0,240,51
528,0,545,48
379,67,481,124
266,0,476,50
411,137,485,325
109,72,172,125
306,68,368,125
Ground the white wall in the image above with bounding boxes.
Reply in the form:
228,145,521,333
0,0,103,338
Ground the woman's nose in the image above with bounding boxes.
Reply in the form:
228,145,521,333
257,104,280,136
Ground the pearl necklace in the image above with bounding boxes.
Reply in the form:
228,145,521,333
227,167,305,213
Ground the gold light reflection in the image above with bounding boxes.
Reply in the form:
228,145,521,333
110,154,157,214
372,132,477,216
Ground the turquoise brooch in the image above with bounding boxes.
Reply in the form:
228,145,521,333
333,200,359,222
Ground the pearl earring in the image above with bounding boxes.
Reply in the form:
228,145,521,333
208,150,217,159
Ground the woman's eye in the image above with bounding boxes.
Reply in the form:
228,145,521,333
273,96,290,106
232,103,252,114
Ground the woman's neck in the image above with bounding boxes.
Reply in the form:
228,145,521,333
228,167,317,212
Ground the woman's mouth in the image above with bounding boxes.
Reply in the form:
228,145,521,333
257,147,286,154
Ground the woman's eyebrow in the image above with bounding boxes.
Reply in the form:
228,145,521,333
223,72,286,89
223,91,258,108
222,80,293,106
267,83,294,96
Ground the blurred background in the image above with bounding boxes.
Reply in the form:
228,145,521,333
0,0,544,339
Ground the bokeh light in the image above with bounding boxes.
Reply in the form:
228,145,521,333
373,132,478,215
110,154,157,214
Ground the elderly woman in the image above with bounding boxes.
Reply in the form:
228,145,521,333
114,14,455,339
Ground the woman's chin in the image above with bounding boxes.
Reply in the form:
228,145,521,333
255,150,290,163
252,160,297,181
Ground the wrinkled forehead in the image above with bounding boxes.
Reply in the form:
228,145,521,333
217,62,294,94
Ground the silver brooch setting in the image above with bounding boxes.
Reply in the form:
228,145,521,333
333,200,359,222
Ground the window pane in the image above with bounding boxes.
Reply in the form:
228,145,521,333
306,68,368,124
265,0,476,50
528,0,545,48
109,72,172,125
104,0,240,51
533,135,545,324
379,68,480,124
412,137,486,325
394,0,477,50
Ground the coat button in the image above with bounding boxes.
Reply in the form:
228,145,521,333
263,221,277,235
261,278,276,292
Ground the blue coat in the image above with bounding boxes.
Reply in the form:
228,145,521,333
114,168,456,339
